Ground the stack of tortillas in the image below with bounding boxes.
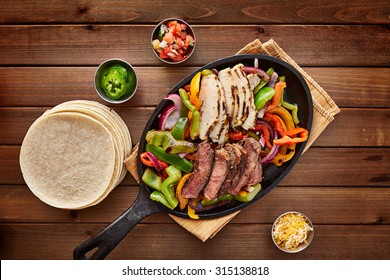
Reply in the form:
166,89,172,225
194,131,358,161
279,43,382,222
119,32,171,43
19,100,132,209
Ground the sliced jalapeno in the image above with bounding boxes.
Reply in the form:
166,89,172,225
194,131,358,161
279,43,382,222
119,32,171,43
103,64,128,80
102,73,127,100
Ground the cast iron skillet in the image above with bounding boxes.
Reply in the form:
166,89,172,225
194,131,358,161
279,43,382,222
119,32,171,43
73,54,313,259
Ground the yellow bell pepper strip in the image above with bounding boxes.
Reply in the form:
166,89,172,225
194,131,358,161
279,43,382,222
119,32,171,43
233,183,262,202
266,81,286,111
188,198,200,219
161,165,182,209
272,149,296,166
145,130,195,154
281,92,300,125
176,173,192,210
145,143,194,173
142,167,162,191
273,128,309,146
189,72,202,110
201,193,233,207
178,88,200,140
267,106,295,130
170,117,189,140
150,190,174,210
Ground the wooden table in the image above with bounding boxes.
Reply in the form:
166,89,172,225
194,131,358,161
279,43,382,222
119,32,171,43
0,1,389,260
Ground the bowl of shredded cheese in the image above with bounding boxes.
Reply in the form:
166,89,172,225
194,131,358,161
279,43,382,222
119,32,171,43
272,211,314,253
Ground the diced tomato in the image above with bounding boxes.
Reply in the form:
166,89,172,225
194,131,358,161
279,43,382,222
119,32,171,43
163,32,174,44
163,46,170,54
171,53,184,62
175,23,182,35
180,24,187,30
184,84,191,92
178,49,184,55
176,37,184,47
172,43,181,50
167,20,177,27
180,31,187,40
159,51,168,59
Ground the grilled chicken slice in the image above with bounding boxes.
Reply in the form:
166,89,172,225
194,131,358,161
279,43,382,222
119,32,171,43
209,78,228,143
246,73,261,91
241,74,258,130
199,74,220,140
203,148,230,200
218,68,235,121
230,64,247,128
181,141,215,199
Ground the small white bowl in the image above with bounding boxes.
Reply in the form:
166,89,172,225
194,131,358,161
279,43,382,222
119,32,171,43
271,211,314,253
151,18,196,65
94,58,138,104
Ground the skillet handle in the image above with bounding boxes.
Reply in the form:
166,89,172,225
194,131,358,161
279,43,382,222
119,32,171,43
73,186,161,260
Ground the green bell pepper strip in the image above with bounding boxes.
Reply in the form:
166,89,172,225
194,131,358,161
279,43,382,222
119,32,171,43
281,92,300,125
150,190,174,210
145,130,194,154
178,88,200,140
161,165,182,209
233,183,262,202
142,167,162,191
170,117,189,140
201,193,233,207
254,86,275,110
102,72,127,99
145,143,194,173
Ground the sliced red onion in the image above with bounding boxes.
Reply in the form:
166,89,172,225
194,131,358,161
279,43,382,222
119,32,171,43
242,66,270,80
158,94,184,130
145,152,163,171
254,58,259,69
256,119,275,141
260,143,279,165
212,68,219,75
268,71,279,88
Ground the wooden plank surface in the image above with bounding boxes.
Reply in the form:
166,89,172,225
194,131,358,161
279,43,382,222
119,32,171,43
1,223,389,260
0,0,388,24
0,25,388,66
1,107,389,147
1,146,389,187
1,185,388,225
1,67,389,108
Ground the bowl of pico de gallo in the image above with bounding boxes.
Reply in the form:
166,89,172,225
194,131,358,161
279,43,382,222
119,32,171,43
151,18,196,64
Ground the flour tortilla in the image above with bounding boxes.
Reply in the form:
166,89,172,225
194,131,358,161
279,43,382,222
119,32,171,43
20,112,116,209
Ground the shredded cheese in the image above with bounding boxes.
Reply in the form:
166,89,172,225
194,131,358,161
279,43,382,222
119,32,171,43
272,212,313,250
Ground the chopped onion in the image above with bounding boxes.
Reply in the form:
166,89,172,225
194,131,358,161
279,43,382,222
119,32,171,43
254,58,259,69
242,66,270,80
158,94,184,130
268,72,279,88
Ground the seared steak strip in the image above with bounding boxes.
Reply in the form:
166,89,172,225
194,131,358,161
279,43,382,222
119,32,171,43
218,144,240,196
181,141,214,199
246,138,263,186
228,144,247,195
203,148,230,200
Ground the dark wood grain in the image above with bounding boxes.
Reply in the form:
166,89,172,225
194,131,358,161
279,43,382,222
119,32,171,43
0,0,388,24
1,185,388,225
2,146,389,186
1,107,389,147
1,67,389,108
1,223,389,260
0,25,388,66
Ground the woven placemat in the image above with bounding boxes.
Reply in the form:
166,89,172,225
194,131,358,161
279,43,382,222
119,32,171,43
124,39,340,242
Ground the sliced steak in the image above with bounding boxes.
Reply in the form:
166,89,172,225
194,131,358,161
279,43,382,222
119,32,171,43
246,138,263,186
203,148,230,200
227,143,248,195
181,141,214,199
218,144,240,196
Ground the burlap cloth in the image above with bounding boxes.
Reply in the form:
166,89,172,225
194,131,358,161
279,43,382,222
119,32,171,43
124,39,340,241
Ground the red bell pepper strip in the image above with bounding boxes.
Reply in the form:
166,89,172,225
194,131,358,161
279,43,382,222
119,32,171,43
264,113,286,137
252,123,272,150
140,152,169,170
273,128,309,146
228,130,244,141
